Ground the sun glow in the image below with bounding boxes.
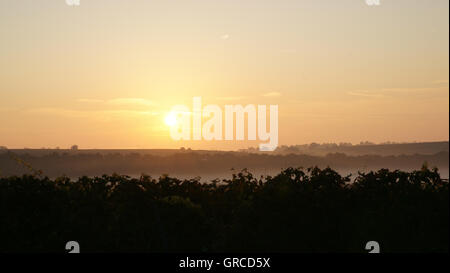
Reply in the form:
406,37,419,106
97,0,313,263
164,113,178,127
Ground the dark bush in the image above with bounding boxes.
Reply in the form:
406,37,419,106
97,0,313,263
0,167,447,253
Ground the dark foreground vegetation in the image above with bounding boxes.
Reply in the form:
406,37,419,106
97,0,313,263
0,166,448,253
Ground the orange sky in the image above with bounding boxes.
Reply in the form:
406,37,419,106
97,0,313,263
0,0,448,150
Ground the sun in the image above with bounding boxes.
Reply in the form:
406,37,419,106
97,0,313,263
164,113,178,127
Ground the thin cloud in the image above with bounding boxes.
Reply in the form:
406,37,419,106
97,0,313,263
78,98,155,106
28,108,159,119
347,91,385,98
29,108,92,119
0,107,17,112
432,80,449,85
77,98,105,103
262,92,281,97
106,98,154,106
217,96,247,101
348,86,448,98
380,87,446,93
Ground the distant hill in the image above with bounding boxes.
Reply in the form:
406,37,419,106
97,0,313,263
242,141,449,156
0,143,448,179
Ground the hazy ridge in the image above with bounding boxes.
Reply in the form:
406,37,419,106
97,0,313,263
1,141,448,179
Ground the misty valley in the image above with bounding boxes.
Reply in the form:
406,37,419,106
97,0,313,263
1,142,448,180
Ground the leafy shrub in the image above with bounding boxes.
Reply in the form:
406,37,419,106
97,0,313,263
0,167,447,253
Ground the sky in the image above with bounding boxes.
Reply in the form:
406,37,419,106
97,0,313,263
0,0,448,150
